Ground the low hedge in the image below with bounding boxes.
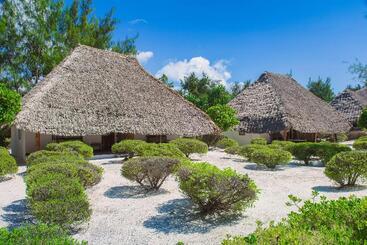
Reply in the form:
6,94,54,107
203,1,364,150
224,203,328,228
238,144,268,159
269,140,295,152
75,161,104,187
170,138,208,157
353,137,367,150
224,145,242,155
317,142,351,164
0,224,86,244
250,137,267,145
111,139,147,156
122,157,180,190
136,143,186,159
27,150,84,166
177,162,258,215
26,163,79,186
46,141,93,159
248,147,292,169
325,151,367,187
222,195,367,244
216,137,239,149
0,147,17,178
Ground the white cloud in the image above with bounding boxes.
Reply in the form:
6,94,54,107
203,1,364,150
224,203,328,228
128,19,148,25
156,57,231,85
136,51,154,64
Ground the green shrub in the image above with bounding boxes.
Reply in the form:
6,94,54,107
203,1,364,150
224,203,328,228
75,161,103,187
291,142,319,165
216,137,239,149
136,143,186,159
0,224,86,244
317,142,351,164
122,157,179,190
336,133,348,142
46,141,93,159
27,150,84,166
111,139,147,156
224,145,242,155
170,138,208,157
238,144,268,159
222,194,367,244
250,137,267,145
353,137,367,150
0,147,17,178
248,147,292,169
358,107,367,129
177,162,258,214
325,151,367,187
269,140,295,152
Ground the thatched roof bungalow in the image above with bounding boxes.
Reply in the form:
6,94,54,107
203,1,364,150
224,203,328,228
11,45,219,162
228,72,350,142
330,88,367,127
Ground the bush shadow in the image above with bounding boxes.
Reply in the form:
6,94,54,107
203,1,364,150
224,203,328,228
244,164,285,171
1,199,34,229
104,185,168,199
312,185,367,193
101,159,124,165
143,198,242,234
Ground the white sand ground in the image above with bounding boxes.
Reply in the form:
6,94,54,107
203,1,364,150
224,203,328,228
1,150,367,245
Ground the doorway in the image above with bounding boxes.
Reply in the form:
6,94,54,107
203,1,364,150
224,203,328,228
102,133,115,152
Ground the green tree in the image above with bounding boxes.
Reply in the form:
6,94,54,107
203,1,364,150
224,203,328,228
307,77,335,102
358,108,367,129
0,0,136,93
349,60,367,87
230,80,251,97
158,74,174,88
111,35,138,55
206,105,239,131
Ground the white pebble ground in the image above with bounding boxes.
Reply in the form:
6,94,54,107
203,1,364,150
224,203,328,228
1,150,366,245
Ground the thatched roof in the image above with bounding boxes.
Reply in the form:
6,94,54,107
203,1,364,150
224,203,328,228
229,72,351,134
14,45,220,136
330,88,367,125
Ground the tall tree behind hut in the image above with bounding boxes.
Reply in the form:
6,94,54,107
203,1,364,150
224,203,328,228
230,80,251,97
0,0,137,93
307,77,335,102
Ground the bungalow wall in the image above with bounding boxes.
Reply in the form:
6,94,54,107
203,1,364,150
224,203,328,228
224,130,270,145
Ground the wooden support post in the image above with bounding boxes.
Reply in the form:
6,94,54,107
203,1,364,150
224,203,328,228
281,129,288,141
35,132,41,151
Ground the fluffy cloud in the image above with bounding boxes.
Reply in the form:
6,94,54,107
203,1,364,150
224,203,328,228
136,51,154,64
156,57,231,85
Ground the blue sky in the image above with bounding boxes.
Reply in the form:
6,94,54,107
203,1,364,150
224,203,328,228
69,0,367,92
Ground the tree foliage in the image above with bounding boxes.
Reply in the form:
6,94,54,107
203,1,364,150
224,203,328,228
230,80,251,97
307,77,335,102
0,0,136,92
0,84,21,126
357,107,367,129
349,60,367,88
206,105,239,131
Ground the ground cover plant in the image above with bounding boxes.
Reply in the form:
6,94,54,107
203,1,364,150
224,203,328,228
121,157,180,190
170,138,208,157
111,139,148,157
0,147,18,179
248,147,292,169
353,136,367,150
216,137,239,149
46,141,94,159
177,162,258,215
0,224,86,244
250,137,267,145
222,193,367,244
324,151,367,187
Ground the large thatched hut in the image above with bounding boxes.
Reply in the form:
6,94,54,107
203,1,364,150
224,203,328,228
228,72,350,142
330,88,367,127
11,45,219,162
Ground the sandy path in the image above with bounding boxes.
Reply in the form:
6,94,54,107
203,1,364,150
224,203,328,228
74,150,367,245
0,166,29,229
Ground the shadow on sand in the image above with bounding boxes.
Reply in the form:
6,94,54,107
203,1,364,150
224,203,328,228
101,159,124,165
312,185,367,193
104,185,168,199
1,199,33,229
143,198,242,234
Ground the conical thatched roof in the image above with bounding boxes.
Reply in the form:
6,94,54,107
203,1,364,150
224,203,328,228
229,72,350,134
14,45,220,136
330,88,367,125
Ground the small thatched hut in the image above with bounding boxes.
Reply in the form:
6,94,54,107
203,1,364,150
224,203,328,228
11,45,219,162
228,72,350,142
330,88,367,127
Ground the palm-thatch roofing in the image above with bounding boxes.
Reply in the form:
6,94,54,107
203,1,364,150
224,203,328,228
228,72,351,134
14,45,220,136
330,88,367,125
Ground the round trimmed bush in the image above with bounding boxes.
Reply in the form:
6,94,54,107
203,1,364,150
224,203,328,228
238,144,268,159
0,224,86,244
75,162,103,187
46,141,93,159
122,157,180,190
27,150,85,166
251,137,267,145
291,142,319,165
269,140,295,152
325,151,367,187
170,138,208,157
216,137,239,149
0,147,17,178
135,143,186,159
317,142,351,164
224,145,242,155
353,137,367,150
177,162,258,215
111,140,147,157
249,147,292,169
